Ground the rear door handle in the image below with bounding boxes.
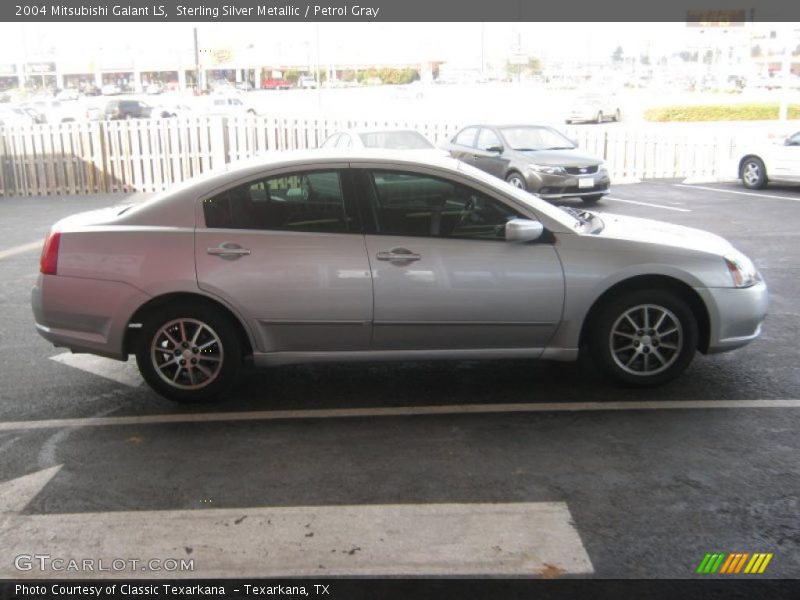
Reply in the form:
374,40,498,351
376,248,421,263
207,243,251,259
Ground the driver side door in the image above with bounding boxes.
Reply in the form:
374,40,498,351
358,169,565,351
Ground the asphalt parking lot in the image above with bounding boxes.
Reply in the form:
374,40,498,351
0,179,798,580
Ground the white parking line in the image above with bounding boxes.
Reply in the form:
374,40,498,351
605,196,691,212
674,184,800,202
50,352,142,388
1,399,799,432
0,240,42,260
0,466,594,577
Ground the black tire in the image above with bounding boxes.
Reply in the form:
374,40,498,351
595,111,604,124
505,172,528,191
590,289,698,387
581,194,603,204
565,119,572,124
135,303,242,402
741,157,767,190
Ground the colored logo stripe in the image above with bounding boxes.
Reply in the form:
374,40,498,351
696,553,726,574
697,552,773,574
744,553,774,574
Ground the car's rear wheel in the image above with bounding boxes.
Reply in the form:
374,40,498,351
581,194,603,204
590,289,698,386
741,157,767,189
506,172,527,190
136,304,241,402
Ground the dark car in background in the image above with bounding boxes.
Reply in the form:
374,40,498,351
104,99,153,120
445,124,610,203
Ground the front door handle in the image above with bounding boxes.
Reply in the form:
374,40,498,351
376,248,421,263
207,243,251,260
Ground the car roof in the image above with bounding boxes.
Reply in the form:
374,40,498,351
223,148,459,174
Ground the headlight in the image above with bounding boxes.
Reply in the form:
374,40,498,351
529,164,566,175
724,251,761,288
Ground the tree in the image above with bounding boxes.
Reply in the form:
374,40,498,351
612,46,624,63
640,55,651,66
505,57,543,80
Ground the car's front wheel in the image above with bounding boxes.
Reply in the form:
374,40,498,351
741,157,767,189
506,172,528,190
136,304,241,402
590,289,698,386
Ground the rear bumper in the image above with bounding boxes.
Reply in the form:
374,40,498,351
697,280,769,353
31,274,150,359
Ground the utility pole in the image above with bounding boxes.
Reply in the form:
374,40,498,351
778,24,792,122
193,26,201,94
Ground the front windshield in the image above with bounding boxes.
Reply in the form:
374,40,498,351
359,131,434,149
500,126,575,151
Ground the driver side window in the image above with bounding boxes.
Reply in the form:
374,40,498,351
365,171,523,240
203,170,352,233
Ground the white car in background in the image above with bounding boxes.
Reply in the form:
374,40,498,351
202,95,258,116
298,75,318,89
150,102,195,119
566,93,622,124
320,129,446,156
28,98,82,123
56,89,80,101
0,106,39,126
737,131,800,189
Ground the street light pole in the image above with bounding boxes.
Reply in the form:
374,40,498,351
193,26,201,94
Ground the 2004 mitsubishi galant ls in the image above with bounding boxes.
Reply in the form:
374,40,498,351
32,151,768,402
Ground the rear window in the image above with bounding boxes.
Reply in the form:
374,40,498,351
203,170,354,234
359,131,434,150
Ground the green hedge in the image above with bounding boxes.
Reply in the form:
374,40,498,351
644,103,800,122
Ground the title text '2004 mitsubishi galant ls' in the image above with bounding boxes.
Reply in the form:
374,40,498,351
32,151,768,402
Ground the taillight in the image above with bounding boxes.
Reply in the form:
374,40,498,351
40,231,61,275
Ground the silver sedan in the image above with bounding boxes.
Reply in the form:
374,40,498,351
32,151,768,402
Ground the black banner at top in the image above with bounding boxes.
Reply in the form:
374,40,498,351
2,0,800,22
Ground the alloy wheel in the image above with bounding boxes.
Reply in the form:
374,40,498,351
608,304,683,376
743,162,761,186
150,318,224,390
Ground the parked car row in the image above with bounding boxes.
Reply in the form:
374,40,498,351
321,124,610,204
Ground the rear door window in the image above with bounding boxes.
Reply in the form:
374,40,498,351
203,170,357,234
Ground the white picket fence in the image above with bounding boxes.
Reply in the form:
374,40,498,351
0,115,770,196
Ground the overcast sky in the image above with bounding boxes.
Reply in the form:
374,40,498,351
0,22,773,67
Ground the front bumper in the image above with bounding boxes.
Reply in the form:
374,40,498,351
696,280,769,353
525,170,611,199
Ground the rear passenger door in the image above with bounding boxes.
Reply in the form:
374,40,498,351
195,167,373,354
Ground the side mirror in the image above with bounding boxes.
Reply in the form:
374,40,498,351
486,145,504,154
505,218,545,242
